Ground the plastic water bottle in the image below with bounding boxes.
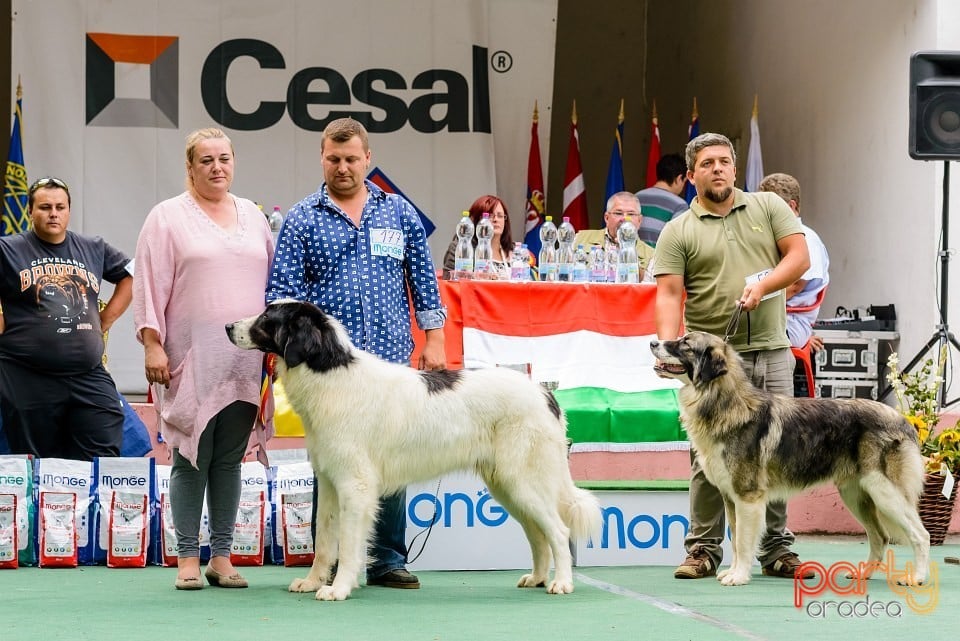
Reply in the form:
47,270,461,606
588,245,606,282
557,216,576,282
268,205,285,243
605,243,619,283
510,241,528,281
453,211,475,280
616,215,640,283
474,211,494,278
520,243,533,281
538,216,558,281
572,244,589,282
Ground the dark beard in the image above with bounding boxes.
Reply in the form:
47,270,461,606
704,185,733,203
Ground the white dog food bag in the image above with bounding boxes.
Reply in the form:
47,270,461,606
0,494,17,569
0,455,35,566
230,489,265,566
106,491,149,568
270,461,313,565
38,491,78,568
281,491,314,567
158,492,177,567
34,458,94,564
93,457,155,564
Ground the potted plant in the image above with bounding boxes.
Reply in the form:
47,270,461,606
886,346,960,544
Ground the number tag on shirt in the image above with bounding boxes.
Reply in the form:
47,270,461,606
370,228,404,260
745,268,782,302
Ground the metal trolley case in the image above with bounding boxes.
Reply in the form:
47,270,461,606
812,330,899,380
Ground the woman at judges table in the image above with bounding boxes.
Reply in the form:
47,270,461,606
133,128,274,591
442,194,514,279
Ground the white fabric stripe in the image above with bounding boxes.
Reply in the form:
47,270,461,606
570,441,688,454
563,174,586,208
462,328,682,394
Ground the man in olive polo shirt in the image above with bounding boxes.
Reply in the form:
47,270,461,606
653,132,810,581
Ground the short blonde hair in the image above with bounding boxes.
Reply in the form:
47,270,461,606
322,118,369,152
758,172,801,209
184,127,234,190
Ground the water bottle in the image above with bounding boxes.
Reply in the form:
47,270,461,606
605,243,619,283
474,211,494,278
588,245,606,282
510,241,528,281
538,216,558,281
616,215,640,283
520,243,533,281
453,210,475,281
557,216,576,282
572,244,589,282
268,205,285,243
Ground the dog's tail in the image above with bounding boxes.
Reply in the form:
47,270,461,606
562,486,602,541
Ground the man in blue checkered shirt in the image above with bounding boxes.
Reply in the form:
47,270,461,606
266,118,446,589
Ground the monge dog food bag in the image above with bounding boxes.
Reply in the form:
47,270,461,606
0,455,35,566
39,491,78,568
269,461,313,565
0,494,18,569
230,490,265,566
281,491,314,567
34,458,94,564
93,457,155,564
106,491,149,568
153,464,211,565
231,461,271,566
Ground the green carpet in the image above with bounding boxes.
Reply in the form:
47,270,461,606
0,537,955,641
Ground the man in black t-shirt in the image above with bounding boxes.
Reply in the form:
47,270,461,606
0,177,133,460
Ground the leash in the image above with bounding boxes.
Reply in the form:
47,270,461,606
722,301,744,343
404,479,442,564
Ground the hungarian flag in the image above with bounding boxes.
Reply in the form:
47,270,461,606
523,102,546,258
458,282,684,452
602,99,625,211
562,101,589,231
744,95,764,192
683,97,700,204
645,102,661,188
2,79,28,236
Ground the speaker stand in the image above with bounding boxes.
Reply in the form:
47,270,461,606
887,161,960,409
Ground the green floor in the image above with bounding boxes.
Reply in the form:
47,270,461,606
1,536,954,641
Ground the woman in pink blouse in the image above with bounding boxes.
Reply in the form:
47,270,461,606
133,128,273,590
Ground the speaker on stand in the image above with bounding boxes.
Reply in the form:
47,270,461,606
900,51,960,408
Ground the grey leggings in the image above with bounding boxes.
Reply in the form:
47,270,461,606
170,400,257,559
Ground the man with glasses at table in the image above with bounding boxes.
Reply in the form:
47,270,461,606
574,191,655,276
0,176,133,461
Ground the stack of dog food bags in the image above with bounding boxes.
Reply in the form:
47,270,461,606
92,457,156,568
230,461,270,566
0,455,34,567
34,458,95,566
270,459,314,566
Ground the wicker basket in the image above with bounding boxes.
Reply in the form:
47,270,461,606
918,472,958,545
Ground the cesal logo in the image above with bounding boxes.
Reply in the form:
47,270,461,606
85,32,179,128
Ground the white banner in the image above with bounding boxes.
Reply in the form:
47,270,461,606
11,0,557,391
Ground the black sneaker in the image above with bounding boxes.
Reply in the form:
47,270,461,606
367,568,420,589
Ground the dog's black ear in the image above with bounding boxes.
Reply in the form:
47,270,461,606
282,316,319,369
697,344,729,383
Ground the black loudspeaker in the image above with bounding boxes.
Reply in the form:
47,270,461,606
910,51,960,160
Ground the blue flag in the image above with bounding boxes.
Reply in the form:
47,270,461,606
684,99,700,204
603,100,625,211
2,84,27,236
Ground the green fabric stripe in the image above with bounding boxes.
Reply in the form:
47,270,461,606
555,387,685,443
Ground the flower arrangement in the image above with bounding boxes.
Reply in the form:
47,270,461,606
886,346,960,476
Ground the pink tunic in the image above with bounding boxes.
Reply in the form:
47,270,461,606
133,192,274,467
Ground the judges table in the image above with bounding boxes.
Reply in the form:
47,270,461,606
411,280,684,450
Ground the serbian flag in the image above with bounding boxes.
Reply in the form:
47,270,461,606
602,99,625,211
744,95,764,192
523,102,546,259
2,79,28,236
459,282,684,452
645,102,661,188
683,97,700,204
562,101,589,231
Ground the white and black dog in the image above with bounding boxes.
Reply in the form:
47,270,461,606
651,331,930,586
226,299,601,601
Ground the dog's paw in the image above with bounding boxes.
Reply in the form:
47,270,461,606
517,573,547,588
316,585,352,601
546,579,574,594
289,577,322,593
719,570,752,586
